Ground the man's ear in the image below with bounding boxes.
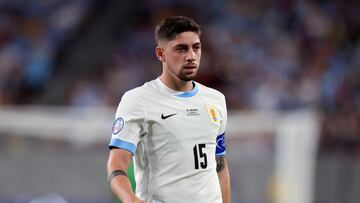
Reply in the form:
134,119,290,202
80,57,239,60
155,47,165,62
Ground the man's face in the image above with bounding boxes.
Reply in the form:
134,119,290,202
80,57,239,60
158,31,201,81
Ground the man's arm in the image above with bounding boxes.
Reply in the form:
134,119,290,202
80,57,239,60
107,148,146,203
216,156,230,203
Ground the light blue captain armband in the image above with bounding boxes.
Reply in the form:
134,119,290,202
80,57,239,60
109,138,137,155
215,133,226,156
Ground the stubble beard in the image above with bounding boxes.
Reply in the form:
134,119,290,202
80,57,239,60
178,68,198,81
166,63,199,82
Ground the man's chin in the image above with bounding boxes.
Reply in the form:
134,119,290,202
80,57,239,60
179,73,197,81
179,69,198,81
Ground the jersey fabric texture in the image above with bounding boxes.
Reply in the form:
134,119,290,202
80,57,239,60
109,78,227,203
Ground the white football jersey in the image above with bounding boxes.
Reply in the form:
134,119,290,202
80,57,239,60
109,78,227,203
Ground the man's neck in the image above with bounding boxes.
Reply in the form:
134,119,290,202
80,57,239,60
159,75,194,92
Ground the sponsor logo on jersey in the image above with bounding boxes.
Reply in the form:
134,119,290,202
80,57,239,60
161,113,177,119
112,117,124,135
206,103,220,125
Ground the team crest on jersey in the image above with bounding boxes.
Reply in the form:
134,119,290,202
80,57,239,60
112,117,124,135
206,103,221,125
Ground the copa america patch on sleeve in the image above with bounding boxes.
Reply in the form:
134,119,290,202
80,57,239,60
216,133,226,155
112,117,124,135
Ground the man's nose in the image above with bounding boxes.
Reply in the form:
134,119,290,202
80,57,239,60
186,49,196,62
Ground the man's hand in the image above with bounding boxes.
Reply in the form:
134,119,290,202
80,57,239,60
127,196,147,203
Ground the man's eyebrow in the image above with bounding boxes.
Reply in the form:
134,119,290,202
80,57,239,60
174,42,201,48
174,44,188,48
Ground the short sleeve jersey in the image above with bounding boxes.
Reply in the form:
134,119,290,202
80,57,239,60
109,78,227,203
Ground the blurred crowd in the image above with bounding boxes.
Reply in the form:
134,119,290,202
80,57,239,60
0,0,95,104
0,0,359,155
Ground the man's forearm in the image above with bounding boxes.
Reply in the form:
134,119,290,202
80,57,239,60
109,172,137,203
107,148,145,203
217,157,231,203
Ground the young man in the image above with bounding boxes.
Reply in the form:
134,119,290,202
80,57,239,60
107,16,230,203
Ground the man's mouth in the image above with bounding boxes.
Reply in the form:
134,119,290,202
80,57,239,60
183,64,197,69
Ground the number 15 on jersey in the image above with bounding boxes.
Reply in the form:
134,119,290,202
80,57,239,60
193,144,208,169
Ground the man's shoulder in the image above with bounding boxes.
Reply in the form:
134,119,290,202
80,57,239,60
123,79,157,97
196,82,225,99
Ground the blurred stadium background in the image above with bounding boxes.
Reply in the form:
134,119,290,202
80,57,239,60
0,0,359,203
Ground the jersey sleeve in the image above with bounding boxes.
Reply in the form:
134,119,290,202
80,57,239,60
109,91,145,155
216,95,227,156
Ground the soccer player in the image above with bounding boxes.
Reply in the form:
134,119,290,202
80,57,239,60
107,16,230,203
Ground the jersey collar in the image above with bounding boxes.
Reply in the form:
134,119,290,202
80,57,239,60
156,77,199,98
